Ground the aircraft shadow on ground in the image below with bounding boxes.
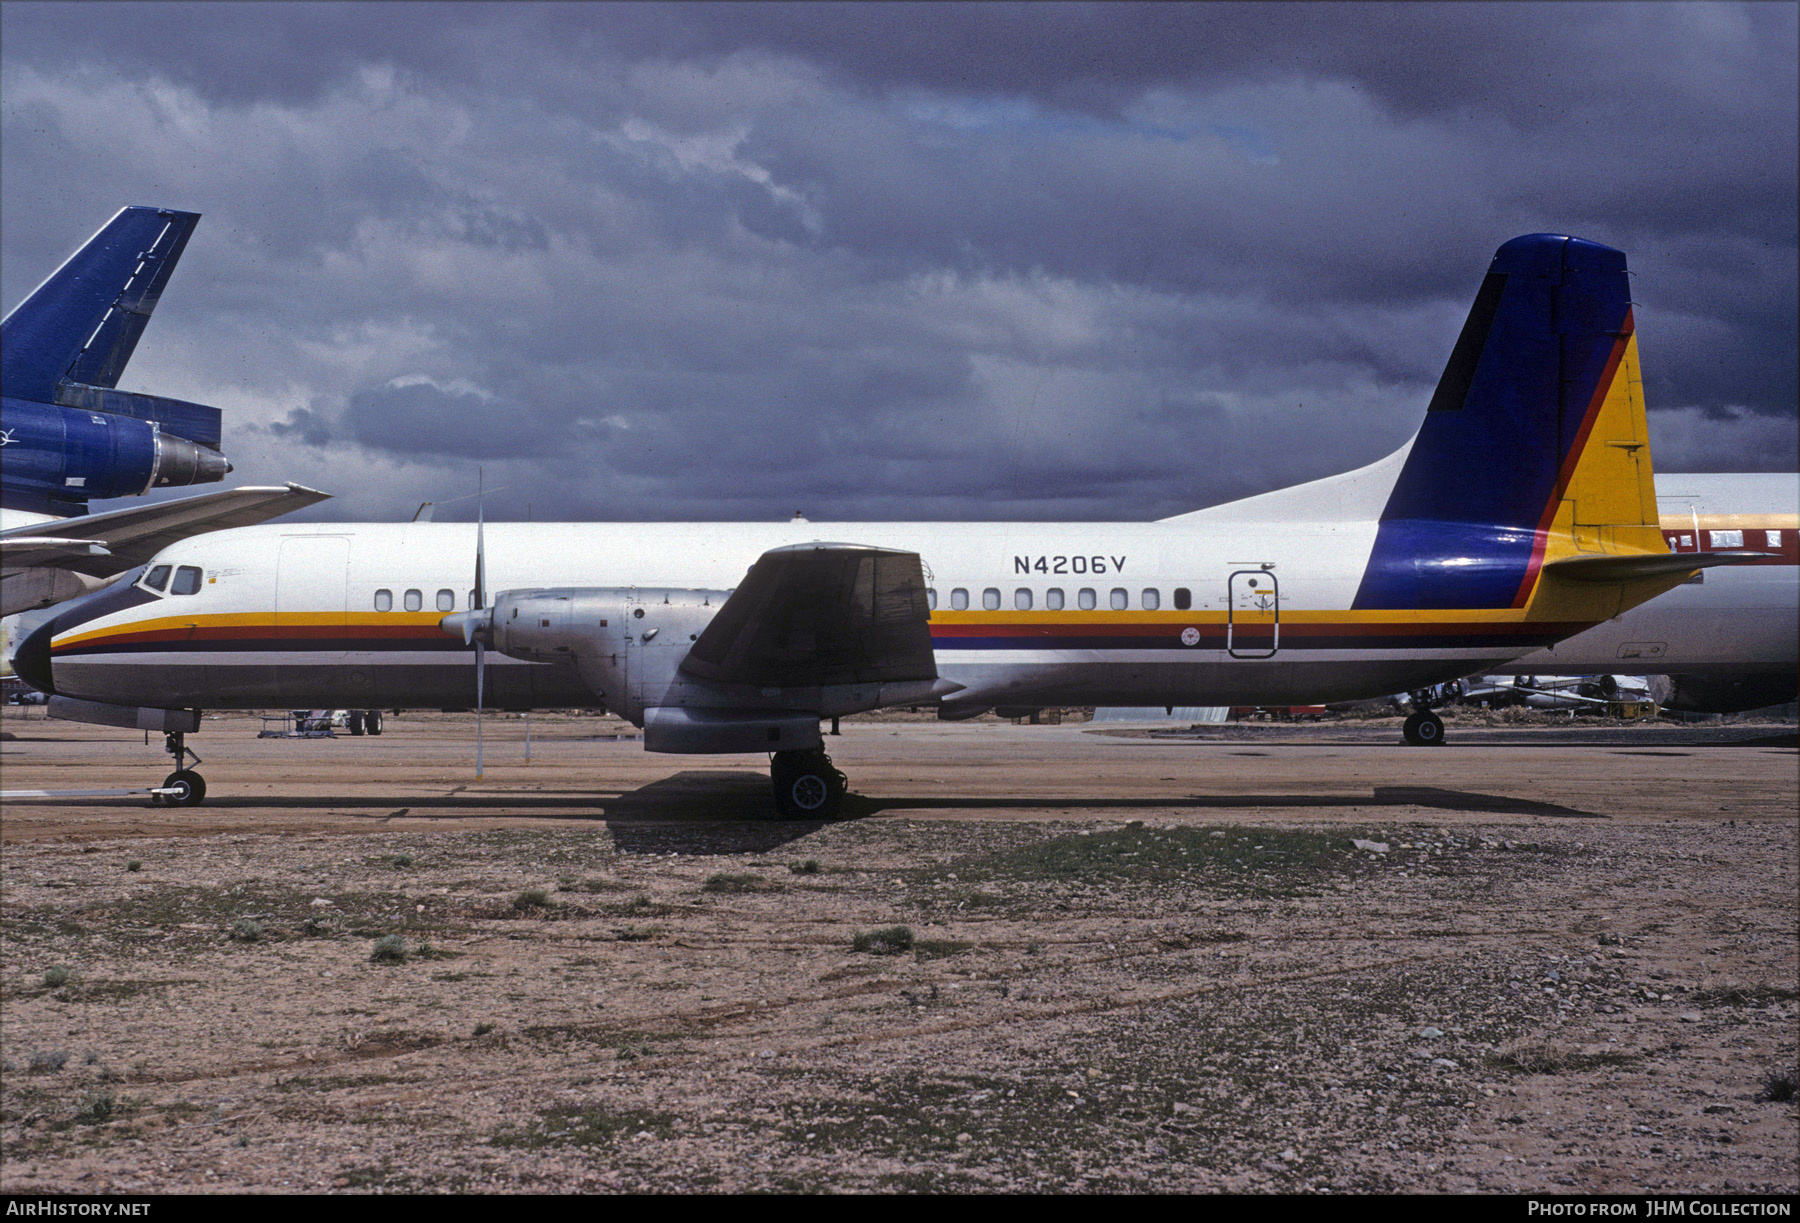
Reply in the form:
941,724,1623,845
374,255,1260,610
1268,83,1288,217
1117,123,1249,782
8,774,1600,852
839,784,1600,820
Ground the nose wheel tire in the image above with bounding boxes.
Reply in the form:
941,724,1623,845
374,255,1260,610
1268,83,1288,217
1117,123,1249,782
158,769,207,807
771,750,846,820
1402,711,1446,746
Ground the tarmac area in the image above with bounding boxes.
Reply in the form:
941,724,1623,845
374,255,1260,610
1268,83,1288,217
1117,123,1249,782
1,706,1795,1194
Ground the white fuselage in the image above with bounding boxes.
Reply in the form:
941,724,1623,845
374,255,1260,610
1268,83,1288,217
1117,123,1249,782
36,460,1796,721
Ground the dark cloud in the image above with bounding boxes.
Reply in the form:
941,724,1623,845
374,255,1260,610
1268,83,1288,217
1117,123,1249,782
2,2,1793,525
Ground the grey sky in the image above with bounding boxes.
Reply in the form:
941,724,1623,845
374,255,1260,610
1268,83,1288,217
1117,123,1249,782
3,1,1794,524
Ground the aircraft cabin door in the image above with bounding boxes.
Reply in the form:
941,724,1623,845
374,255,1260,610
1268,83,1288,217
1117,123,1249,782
1226,569,1279,659
275,536,351,693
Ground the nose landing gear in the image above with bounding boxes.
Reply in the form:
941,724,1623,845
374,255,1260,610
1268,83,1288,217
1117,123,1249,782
155,732,207,806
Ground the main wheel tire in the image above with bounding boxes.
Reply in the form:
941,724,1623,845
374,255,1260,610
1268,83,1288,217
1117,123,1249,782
1402,711,1446,746
366,710,383,735
771,751,845,820
161,769,207,807
347,710,366,736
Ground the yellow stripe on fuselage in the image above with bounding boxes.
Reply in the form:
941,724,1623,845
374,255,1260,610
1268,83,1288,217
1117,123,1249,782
55,611,449,649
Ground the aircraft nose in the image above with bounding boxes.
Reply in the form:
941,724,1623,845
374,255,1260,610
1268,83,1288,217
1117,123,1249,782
13,618,55,696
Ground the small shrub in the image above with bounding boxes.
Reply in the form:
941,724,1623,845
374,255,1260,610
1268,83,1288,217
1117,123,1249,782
125,860,142,873
30,1051,70,1073
369,934,408,964
1761,1069,1798,1103
789,859,820,875
514,889,552,912
75,1093,114,1125
229,919,263,943
391,853,414,869
852,925,914,956
473,1022,496,1037
42,966,70,989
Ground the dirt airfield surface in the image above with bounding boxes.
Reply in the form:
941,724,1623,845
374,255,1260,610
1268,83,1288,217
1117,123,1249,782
2,707,1795,1194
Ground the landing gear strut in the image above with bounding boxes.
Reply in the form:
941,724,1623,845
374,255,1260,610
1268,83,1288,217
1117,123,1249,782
770,748,846,820
156,732,207,806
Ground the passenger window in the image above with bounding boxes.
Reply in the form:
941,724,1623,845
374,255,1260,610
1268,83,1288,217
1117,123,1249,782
1078,588,1097,611
1014,588,1032,610
1767,530,1783,548
1110,588,1128,610
1141,588,1160,610
982,588,1001,611
437,589,455,612
375,589,393,612
170,566,203,596
927,588,938,610
404,589,423,612
1174,587,1192,610
1046,587,1065,611
951,588,969,611
144,565,172,592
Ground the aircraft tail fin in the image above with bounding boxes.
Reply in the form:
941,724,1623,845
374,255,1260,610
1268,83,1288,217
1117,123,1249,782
1,206,201,403
1353,234,1664,612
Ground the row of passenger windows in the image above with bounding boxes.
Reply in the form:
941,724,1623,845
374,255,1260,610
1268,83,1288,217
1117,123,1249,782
368,586,1196,613
373,588,464,613
928,587,1194,611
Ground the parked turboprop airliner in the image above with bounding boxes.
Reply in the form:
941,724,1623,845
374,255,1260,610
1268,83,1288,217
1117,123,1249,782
15,235,1756,816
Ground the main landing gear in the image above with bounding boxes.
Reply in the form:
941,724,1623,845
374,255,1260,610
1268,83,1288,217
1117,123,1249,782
155,731,207,806
1401,688,1447,747
770,748,847,820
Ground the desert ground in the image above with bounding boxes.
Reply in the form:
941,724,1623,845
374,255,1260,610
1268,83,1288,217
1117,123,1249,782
2,706,1795,1193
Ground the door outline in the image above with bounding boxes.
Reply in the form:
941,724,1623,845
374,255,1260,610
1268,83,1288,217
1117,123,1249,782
1226,569,1279,659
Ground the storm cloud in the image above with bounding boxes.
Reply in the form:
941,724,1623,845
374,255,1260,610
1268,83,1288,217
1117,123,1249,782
3,2,1793,524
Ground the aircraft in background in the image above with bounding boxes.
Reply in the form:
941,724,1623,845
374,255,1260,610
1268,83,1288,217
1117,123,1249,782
17,234,1762,814
1493,472,1797,713
0,206,328,616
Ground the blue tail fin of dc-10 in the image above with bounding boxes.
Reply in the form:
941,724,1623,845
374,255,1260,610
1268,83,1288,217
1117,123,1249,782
1,207,234,515
2,206,202,403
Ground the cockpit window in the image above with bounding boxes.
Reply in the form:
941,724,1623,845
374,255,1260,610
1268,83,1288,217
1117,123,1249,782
143,565,172,593
170,565,203,596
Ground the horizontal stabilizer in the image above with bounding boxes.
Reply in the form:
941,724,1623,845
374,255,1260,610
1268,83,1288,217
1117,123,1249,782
0,537,112,566
0,483,331,577
1542,551,1774,583
680,543,936,688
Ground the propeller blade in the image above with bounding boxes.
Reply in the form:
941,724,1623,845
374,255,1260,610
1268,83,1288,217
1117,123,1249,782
474,467,486,612
473,467,486,779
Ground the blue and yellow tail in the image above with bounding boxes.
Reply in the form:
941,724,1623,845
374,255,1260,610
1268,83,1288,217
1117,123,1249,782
1354,234,1664,616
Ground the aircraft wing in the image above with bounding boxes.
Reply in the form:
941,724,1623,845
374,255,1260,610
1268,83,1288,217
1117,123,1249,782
678,542,939,688
0,483,330,577
0,537,113,568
